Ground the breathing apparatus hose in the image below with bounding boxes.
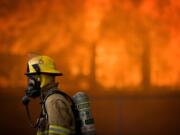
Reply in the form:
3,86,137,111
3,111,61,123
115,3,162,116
22,96,43,128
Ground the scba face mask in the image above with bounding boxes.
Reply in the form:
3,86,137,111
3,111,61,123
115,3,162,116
26,75,41,97
22,75,41,105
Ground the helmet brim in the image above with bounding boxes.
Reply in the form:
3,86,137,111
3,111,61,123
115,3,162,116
25,72,63,76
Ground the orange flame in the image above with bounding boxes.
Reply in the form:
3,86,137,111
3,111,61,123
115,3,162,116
0,0,180,91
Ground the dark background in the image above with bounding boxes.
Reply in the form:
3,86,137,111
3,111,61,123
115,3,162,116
1,88,180,135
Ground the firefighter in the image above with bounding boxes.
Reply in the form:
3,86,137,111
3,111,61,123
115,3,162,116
23,55,75,135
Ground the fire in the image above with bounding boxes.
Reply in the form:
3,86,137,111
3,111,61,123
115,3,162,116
0,0,180,91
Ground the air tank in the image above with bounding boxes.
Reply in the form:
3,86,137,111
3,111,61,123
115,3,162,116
73,92,96,135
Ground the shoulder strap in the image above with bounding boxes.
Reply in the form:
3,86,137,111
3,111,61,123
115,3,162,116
43,89,82,135
45,89,74,104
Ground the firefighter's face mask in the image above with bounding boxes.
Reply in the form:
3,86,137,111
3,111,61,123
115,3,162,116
22,75,41,105
26,75,41,98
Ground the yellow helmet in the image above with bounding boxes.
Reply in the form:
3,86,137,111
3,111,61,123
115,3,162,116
25,55,63,76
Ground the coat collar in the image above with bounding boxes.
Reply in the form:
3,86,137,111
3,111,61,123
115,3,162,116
41,82,59,97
